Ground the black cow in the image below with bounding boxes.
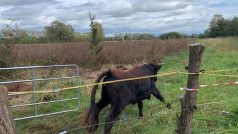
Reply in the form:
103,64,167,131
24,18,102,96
85,63,171,134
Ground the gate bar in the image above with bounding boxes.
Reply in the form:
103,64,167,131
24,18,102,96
0,76,79,85
14,109,78,121
0,64,78,71
11,97,79,108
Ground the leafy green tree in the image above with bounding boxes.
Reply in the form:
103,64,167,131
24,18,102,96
132,33,156,40
206,14,224,37
209,14,224,28
0,19,22,67
231,17,238,36
44,20,74,42
159,32,182,39
105,33,157,41
112,33,124,41
94,22,104,42
89,13,104,53
205,14,238,37
73,32,89,41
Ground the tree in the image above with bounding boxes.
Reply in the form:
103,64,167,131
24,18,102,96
89,12,104,53
105,33,157,41
205,14,238,37
209,14,224,29
73,32,89,41
0,19,24,67
94,22,105,42
206,14,224,37
44,20,74,42
112,33,124,41
159,32,182,39
231,17,238,36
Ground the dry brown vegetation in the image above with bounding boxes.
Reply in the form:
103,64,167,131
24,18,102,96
5,39,195,68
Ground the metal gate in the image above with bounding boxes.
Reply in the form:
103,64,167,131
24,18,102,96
0,64,80,121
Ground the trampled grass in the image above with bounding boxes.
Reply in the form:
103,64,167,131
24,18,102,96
12,37,238,134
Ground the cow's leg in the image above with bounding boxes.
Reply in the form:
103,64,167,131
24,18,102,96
104,105,121,134
96,97,109,114
96,86,110,115
137,101,143,117
104,89,130,134
151,87,171,109
151,87,166,104
104,103,126,134
94,98,109,129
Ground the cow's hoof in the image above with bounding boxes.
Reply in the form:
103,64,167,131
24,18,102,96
167,103,172,109
139,113,143,117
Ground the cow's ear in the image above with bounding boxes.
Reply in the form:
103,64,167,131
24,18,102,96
155,65,161,71
154,77,158,81
152,64,161,72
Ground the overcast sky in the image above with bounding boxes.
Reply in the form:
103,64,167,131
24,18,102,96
0,0,237,36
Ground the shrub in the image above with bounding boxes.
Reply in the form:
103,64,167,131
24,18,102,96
44,20,74,42
7,39,195,68
159,32,183,40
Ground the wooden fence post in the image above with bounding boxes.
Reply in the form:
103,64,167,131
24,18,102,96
0,85,16,134
176,43,205,134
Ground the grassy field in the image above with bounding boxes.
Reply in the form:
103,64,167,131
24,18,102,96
9,38,238,134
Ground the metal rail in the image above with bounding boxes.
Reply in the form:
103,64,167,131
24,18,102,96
11,97,79,108
0,64,78,71
0,64,80,121
0,76,79,85
14,109,78,121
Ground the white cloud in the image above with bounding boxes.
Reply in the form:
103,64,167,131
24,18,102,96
0,0,237,35
0,0,57,6
130,0,190,12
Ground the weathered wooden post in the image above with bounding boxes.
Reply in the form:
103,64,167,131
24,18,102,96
176,43,205,134
0,85,16,134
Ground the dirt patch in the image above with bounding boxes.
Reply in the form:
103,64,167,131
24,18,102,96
7,82,32,92
79,64,132,81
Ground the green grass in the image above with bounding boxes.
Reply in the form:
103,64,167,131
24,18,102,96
13,37,238,134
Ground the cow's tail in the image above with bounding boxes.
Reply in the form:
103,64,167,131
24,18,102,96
84,69,111,132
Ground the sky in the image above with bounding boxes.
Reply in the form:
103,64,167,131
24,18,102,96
0,0,237,36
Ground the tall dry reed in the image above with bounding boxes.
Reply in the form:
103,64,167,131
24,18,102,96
6,39,195,68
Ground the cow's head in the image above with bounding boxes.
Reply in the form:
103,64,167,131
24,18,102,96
144,63,162,81
146,63,162,74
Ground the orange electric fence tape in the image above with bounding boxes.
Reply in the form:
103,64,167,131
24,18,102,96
9,71,178,95
8,68,238,95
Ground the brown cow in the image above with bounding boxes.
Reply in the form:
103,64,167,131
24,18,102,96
85,63,171,134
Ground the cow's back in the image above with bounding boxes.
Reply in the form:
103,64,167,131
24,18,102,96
105,65,153,104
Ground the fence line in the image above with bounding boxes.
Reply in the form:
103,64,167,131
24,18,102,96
59,98,238,133
205,68,238,73
64,110,172,133
201,73,238,78
8,71,178,95
202,129,238,134
8,69,238,95
2,65,236,133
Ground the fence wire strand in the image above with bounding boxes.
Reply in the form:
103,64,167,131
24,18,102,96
5,67,238,133
61,98,238,133
8,68,238,95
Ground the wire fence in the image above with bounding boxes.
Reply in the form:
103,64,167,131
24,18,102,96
7,67,238,95
59,99,238,134
3,66,238,134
